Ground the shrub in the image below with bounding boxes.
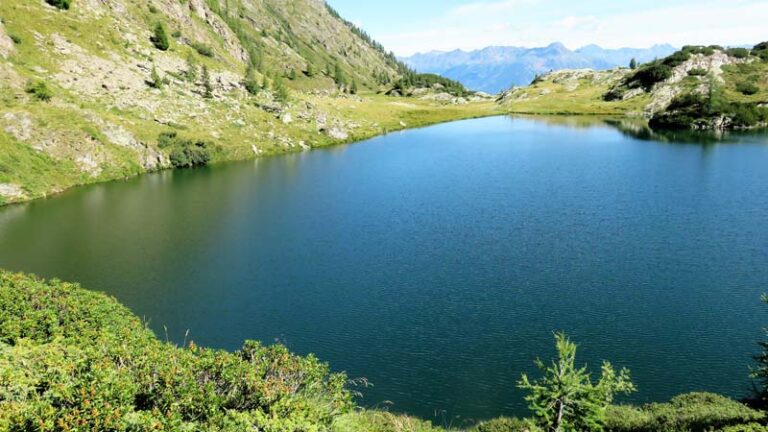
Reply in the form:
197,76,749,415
9,34,21,44
0,271,353,431
473,417,541,432
630,62,673,90
736,81,759,95
25,80,52,101
727,47,750,59
150,22,169,51
147,65,165,89
688,68,708,76
158,132,212,168
662,50,691,68
45,0,71,10
243,67,261,96
605,393,765,432
191,41,214,57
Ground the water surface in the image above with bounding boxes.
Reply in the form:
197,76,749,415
1,116,768,422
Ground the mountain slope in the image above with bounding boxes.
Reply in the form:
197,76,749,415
497,45,768,129
0,0,494,205
403,43,677,93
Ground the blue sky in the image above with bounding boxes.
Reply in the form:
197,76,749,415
326,0,767,56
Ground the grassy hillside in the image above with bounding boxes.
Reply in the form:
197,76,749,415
2,271,768,431
0,0,495,206
498,45,768,128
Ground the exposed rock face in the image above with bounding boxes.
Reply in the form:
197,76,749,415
0,183,25,201
643,52,750,115
0,20,14,59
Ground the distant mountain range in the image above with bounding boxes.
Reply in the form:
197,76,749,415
401,43,677,93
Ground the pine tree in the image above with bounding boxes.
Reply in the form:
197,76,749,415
629,58,638,70
244,66,260,96
149,65,163,89
306,64,316,77
185,53,198,82
151,23,169,51
288,69,297,80
334,63,345,88
519,333,635,432
350,80,358,95
202,65,213,99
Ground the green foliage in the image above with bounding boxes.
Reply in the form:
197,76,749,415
148,4,159,13
518,333,634,432
191,41,214,58
752,294,768,401
45,0,71,10
272,74,290,102
473,417,541,432
9,34,21,45
393,73,468,97
333,411,443,432
244,66,261,96
334,63,346,87
629,62,673,90
306,63,317,77
0,271,354,430
185,53,198,82
147,65,165,89
25,80,52,102
651,88,768,129
604,393,765,432
158,132,212,168
350,81,358,94
682,45,716,56
736,81,759,95
150,22,169,51
202,65,213,99
629,58,637,70
687,68,708,77
727,48,750,59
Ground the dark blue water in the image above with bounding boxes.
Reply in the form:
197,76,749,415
1,116,767,423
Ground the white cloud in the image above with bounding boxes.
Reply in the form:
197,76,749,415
380,0,768,56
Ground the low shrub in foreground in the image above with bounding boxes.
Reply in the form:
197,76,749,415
25,80,52,101
0,271,353,431
472,417,541,432
605,393,766,432
158,131,213,168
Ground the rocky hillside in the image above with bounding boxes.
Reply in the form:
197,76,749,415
0,0,495,205
498,45,768,128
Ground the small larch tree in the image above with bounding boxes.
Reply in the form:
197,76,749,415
518,333,635,432
752,294,768,401
202,65,213,99
151,23,169,51
629,58,638,70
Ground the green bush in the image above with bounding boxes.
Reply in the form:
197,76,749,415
9,34,21,45
25,80,52,101
663,50,691,68
473,417,541,432
150,22,169,51
727,48,750,59
158,132,213,168
191,41,214,57
630,62,673,90
722,424,768,432
45,0,71,10
0,271,353,430
736,81,760,95
605,393,765,432
688,68,708,76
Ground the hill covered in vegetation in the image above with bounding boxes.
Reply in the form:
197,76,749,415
0,0,492,206
3,270,768,432
498,44,768,130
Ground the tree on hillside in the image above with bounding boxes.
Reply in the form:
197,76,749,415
518,333,635,432
334,63,346,88
202,65,213,99
629,58,638,70
752,294,768,401
350,80,359,95
151,23,169,51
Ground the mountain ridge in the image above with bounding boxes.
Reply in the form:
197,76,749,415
402,43,678,93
